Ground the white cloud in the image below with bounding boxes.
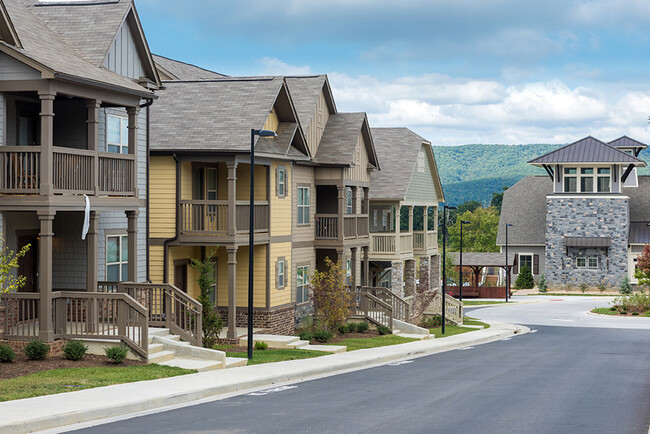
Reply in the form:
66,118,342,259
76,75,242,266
257,58,313,75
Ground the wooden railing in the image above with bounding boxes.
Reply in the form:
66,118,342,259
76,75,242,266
236,201,270,233
97,281,119,293
180,200,228,234
413,230,437,251
316,214,369,240
315,214,338,239
400,233,413,254
53,147,94,193
350,290,393,330
425,292,463,325
0,292,40,339
0,146,41,193
99,152,135,195
370,233,396,254
118,283,202,347
358,286,410,322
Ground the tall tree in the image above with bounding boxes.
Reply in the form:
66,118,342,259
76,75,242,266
490,186,508,215
447,207,500,252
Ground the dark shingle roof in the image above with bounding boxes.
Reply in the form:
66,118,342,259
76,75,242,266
153,54,227,80
314,112,369,166
627,176,650,221
608,136,647,149
285,76,330,131
150,77,303,155
496,176,552,246
369,128,425,200
3,0,151,95
528,136,645,166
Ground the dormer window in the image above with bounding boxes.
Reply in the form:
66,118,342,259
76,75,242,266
563,167,610,193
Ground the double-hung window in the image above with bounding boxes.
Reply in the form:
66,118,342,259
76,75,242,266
206,168,217,200
564,167,611,193
576,257,598,269
346,188,353,214
597,168,610,192
564,168,577,192
296,265,309,304
107,115,128,154
277,167,287,198
107,234,128,281
277,257,286,289
297,187,310,225
519,254,533,272
580,168,594,192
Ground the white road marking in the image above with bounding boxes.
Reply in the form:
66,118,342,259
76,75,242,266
553,319,574,322
457,346,475,351
388,360,414,366
500,337,512,341
248,385,297,396
529,330,538,333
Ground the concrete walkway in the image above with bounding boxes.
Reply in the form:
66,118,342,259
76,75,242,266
0,322,526,434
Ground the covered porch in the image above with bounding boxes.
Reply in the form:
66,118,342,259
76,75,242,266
446,252,517,299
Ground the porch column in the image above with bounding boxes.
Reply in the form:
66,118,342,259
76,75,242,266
87,100,100,194
351,247,358,289
227,246,238,339
38,211,55,342
127,107,140,197
39,91,55,196
408,206,414,233
127,210,139,282
394,203,401,239
227,162,238,236
352,187,358,214
363,246,369,286
86,211,99,291
423,206,429,251
337,248,346,284
362,187,369,215
337,186,346,241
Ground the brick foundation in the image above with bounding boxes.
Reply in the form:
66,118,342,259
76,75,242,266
217,304,296,336
1,339,67,356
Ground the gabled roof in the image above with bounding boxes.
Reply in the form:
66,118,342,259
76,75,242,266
528,136,646,167
608,136,648,150
496,176,552,246
314,112,379,168
153,54,227,80
285,75,336,131
368,127,444,202
1,0,154,96
0,1,21,47
150,77,308,158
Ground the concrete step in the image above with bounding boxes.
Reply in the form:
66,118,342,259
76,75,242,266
240,334,300,349
286,340,310,349
302,344,346,353
225,357,248,368
147,350,175,364
158,358,223,372
148,343,164,354
149,328,171,338
393,329,401,335
396,333,431,340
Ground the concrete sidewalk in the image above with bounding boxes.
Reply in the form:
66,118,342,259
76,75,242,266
0,322,527,434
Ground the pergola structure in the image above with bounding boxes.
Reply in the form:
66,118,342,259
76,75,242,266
447,252,518,298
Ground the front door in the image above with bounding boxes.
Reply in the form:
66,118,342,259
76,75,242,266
174,262,188,293
17,235,38,292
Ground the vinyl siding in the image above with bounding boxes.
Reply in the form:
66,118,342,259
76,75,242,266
271,242,292,307
404,144,438,205
150,245,164,283
270,161,291,236
314,167,343,180
263,107,279,132
180,161,192,201
305,89,330,156
236,163,267,201
168,246,200,299
150,156,176,238
0,52,40,80
292,165,316,243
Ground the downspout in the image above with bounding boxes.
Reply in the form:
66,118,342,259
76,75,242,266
139,98,154,283
163,155,181,284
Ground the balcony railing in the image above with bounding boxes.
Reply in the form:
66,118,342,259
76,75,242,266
0,146,135,196
179,200,269,235
413,230,437,252
370,230,438,257
315,214,369,240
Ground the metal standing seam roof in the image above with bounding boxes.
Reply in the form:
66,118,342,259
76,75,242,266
528,136,646,166
563,237,611,247
629,222,650,244
153,54,228,80
608,136,648,149
449,252,518,268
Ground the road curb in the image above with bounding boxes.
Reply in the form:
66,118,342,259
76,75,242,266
0,323,526,434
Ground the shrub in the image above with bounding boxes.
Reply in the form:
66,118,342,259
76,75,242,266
0,343,15,363
298,330,313,341
420,315,443,328
356,321,369,333
377,325,391,335
24,340,49,360
597,282,607,292
254,341,268,350
632,312,639,316
514,265,534,289
190,250,224,348
609,306,617,311
620,275,633,295
338,324,350,334
63,340,88,361
310,257,351,330
579,283,589,293
537,273,548,293
311,329,333,343
105,345,129,364
347,322,358,333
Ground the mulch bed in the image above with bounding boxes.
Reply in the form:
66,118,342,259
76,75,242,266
0,354,144,380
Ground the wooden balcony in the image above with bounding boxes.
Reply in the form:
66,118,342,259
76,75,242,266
0,146,135,196
369,230,438,259
179,200,269,236
413,230,438,255
315,214,369,241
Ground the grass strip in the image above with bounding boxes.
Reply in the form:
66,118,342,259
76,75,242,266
0,365,195,402
429,324,477,337
462,300,508,306
227,348,327,365
528,293,615,297
327,335,418,352
462,317,490,329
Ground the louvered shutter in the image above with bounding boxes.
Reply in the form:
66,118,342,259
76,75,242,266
533,255,539,274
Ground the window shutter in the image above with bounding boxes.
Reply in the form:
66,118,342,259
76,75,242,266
275,258,279,288
275,167,280,197
533,255,539,274
513,257,518,275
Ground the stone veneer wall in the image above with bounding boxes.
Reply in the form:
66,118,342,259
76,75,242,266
391,260,404,297
294,302,314,329
430,254,440,289
546,196,628,287
418,256,430,292
218,304,296,336
404,260,416,296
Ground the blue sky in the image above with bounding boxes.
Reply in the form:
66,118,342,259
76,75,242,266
137,0,650,145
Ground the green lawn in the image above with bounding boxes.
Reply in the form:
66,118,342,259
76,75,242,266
462,300,508,306
227,348,327,365
0,365,195,402
529,293,615,297
429,324,478,337
327,335,418,351
592,307,650,317
462,317,490,329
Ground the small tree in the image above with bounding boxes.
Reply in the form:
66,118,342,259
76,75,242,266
514,264,534,289
1,235,30,298
620,275,633,295
444,255,458,285
190,250,223,348
537,273,548,293
635,244,650,287
310,257,351,331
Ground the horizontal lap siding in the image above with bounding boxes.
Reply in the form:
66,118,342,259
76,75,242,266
150,156,176,238
236,164,267,201
271,161,291,236
150,245,164,283
271,242,291,307
181,161,192,200
292,165,316,243
405,144,438,204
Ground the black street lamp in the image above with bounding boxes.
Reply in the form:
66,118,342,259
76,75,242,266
505,223,513,303
441,204,457,335
459,220,470,302
248,129,277,360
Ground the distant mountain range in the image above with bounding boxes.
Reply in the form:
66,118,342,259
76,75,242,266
431,144,650,206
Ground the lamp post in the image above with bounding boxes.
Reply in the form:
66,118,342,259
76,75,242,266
441,204,457,335
505,223,513,303
459,220,470,302
248,129,277,360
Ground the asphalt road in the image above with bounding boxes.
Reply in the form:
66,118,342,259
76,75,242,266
74,297,650,434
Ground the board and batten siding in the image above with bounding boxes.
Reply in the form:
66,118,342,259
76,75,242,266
150,156,176,239
404,144,438,205
0,52,40,80
270,161,291,236
291,165,316,243
344,133,371,183
314,167,343,180
305,89,330,156
102,19,146,80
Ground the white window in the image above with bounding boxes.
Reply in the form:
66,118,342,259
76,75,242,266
588,257,598,269
206,168,217,200
277,167,286,198
596,168,610,192
296,265,309,304
346,188,353,214
564,167,611,193
277,258,286,289
576,257,598,269
576,257,586,268
107,115,129,154
564,168,577,192
106,234,128,281
297,187,310,225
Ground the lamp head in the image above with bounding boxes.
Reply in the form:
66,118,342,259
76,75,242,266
461,220,470,224
446,205,457,211
506,223,513,228
253,129,277,137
